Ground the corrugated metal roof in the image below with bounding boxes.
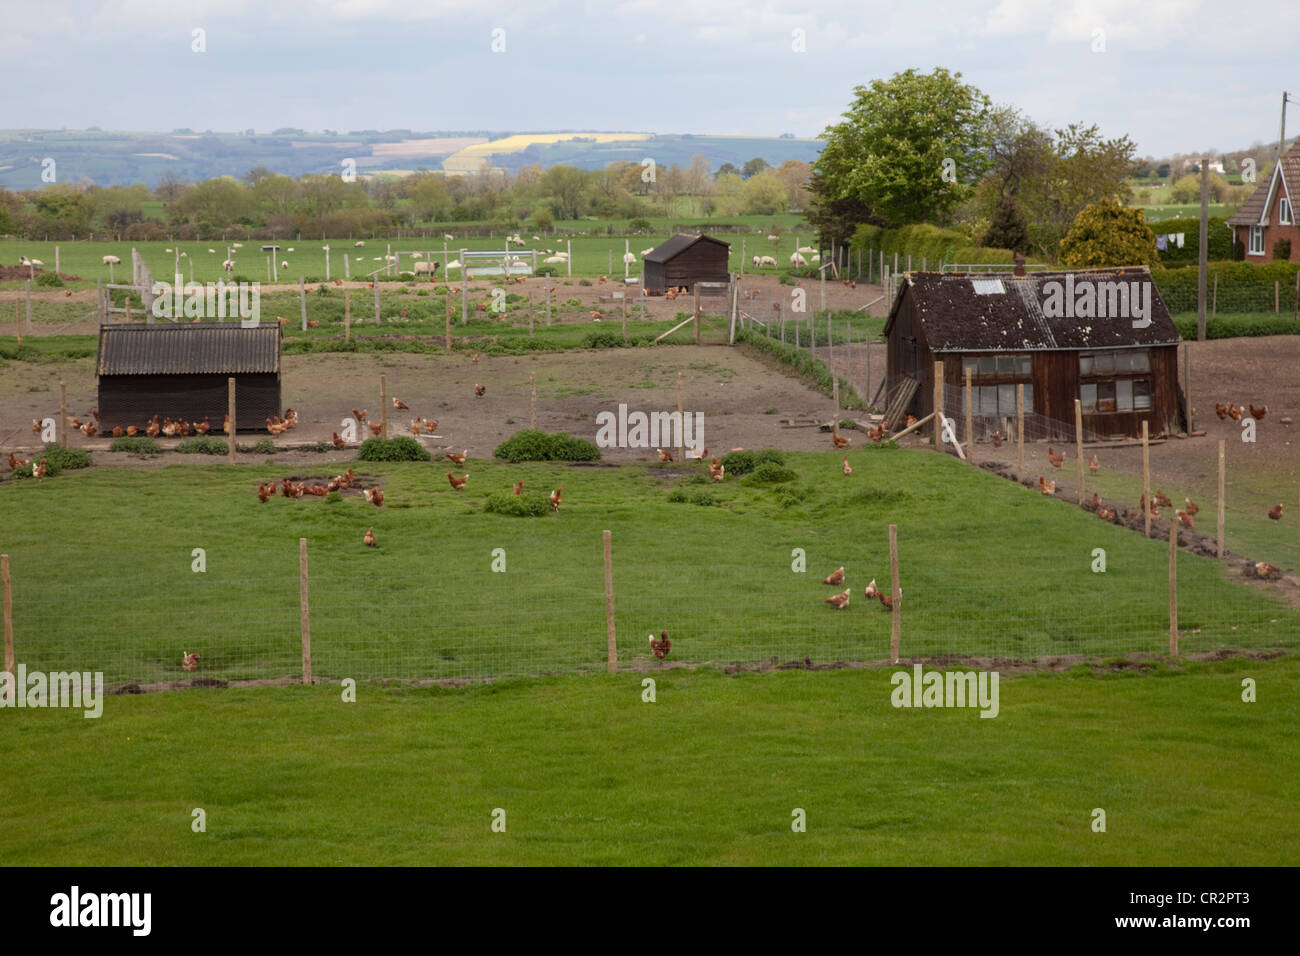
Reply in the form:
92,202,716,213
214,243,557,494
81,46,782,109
884,267,1180,351
642,234,730,263
1227,140,1299,226
97,324,281,376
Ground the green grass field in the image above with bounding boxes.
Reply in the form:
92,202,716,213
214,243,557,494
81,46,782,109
1,656,1296,865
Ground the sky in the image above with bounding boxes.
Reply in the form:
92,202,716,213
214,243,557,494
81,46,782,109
2,0,1295,158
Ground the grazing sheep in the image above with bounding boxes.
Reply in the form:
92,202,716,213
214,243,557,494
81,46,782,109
532,235,541,241
623,252,636,264
231,242,243,248
102,255,121,265
411,252,423,259
752,255,761,266
165,247,173,253
414,261,438,274
287,247,294,252
759,255,778,268
281,260,289,269
222,259,235,271
766,234,779,241
443,234,454,241
446,259,462,270
355,240,365,247
790,252,808,267
208,248,216,253
811,253,820,263
797,245,817,254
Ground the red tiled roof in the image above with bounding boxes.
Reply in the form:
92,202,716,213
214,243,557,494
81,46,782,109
1227,140,1300,226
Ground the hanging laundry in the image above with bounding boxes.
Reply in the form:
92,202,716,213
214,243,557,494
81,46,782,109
1175,233,1185,248
1156,235,1168,251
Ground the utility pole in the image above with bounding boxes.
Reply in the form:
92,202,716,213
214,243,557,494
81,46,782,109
1197,157,1208,342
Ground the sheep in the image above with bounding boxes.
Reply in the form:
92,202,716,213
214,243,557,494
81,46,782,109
543,256,566,264
281,260,289,270
222,259,235,272
443,234,455,241
641,248,655,256
759,255,778,268
208,248,216,253
766,234,779,241
446,259,462,270
623,252,637,264
411,252,423,259
355,240,365,247
102,255,121,265
18,256,30,266
797,245,817,254
373,257,384,261
231,242,243,249
165,247,173,253
414,261,437,274
287,247,294,253
811,253,820,263
29,258,44,268
532,235,541,241
752,255,761,267
790,252,808,267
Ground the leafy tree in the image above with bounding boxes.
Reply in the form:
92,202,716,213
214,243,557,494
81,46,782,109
741,157,770,179
741,171,788,215
981,195,1031,252
540,164,587,220
809,67,992,240
716,162,739,179
243,166,273,185
1170,171,1229,204
1058,198,1157,267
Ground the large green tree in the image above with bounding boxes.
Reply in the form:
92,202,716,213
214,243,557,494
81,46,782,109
1058,198,1157,267
808,67,992,242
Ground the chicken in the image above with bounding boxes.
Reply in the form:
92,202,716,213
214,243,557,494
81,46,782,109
393,397,410,410
364,528,376,548
126,425,139,437
352,408,368,423
257,482,272,503
281,478,294,498
447,472,469,491
991,431,1004,448
307,320,319,328
649,631,671,660
1215,402,1229,420
364,486,384,507
78,420,96,437
1097,507,1116,521
1255,562,1280,579
863,579,879,599
656,448,674,462
445,449,468,465
1047,446,1065,468
1089,492,1100,512
367,422,383,436
326,477,341,493
842,457,853,476
1038,475,1056,495
1175,509,1194,529
1249,404,1267,421
423,418,438,435
67,416,82,429
283,408,298,428
867,422,888,442
182,652,201,673
685,446,710,460
474,384,486,397
32,458,47,479
112,426,124,438
222,414,231,436
590,311,603,320
194,418,211,435
31,418,41,434
471,353,480,364
410,418,423,436
1088,454,1099,473
1227,404,1244,421
306,485,328,497
287,482,304,499
1154,490,1173,509
342,468,355,489
550,487,562,512
1184,497,1199,516
1268,504,1283,521
877,589,900,611
830,425,850,449
904,414,917,428
162,418,180,437
266,480,278,496
513,480,524,495
177,420,190,437
146,417,160,438
9,452,28,469
823,588,851,610
821,566,845,587
332,431,346,448
707,460,725,482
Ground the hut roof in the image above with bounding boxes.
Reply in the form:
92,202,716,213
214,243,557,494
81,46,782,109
882,267,1180,352
96,323,281,376
642,234,730,263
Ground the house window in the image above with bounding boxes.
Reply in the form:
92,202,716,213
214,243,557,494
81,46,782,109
1249,226,1265,255
1281,197,1294,226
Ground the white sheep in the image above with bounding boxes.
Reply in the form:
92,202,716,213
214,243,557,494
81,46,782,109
810,253,820,263
281,260,289,269
208,248,216,253
532,235,541,241
165,247,173,253
751,255,761,267
543,256,566,264
766,234,779,241
797,246,817,254
29,258,44,267
232,242,243,249
642,248,655,256
411,252,423,259
414,261,437,274
222,259,235,271
759,255,778,268
355,240,365,247
444,234,455,241
102,255,121,265
287,247,294,252
623,252,637,264
790,252,808,267
446,259,462,270
373,257,383,261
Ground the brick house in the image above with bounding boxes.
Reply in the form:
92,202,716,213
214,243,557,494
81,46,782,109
1227,140,1299,262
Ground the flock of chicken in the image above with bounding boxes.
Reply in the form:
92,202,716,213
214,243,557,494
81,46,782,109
1215,402,1267,422
819,565,900,612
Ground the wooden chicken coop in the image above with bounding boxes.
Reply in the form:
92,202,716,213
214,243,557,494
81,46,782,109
882,267,1184,441
95,323,282,432
642,234,731,293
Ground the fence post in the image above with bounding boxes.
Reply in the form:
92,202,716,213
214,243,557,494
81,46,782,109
461,249,468,325
1217,439,1225,559
97,278,104,323
888,524,901,664
444,291,450,351
965,367,973,463
373,274,381,327
530,373,537,430
227,377,236,464
299,276,307,332
380,374,388,440
345,290,351,343
300,538,312,685
603,530,617,674
676,371,685,463
1074,399,1084,505
325,246,330,282
932,361,943,441
1016,384,1024,484
25,279,32,331
693,285,701,345
1184,343,1192,433
2,553,13,705
344,253,350,280
1142,420,1151,538
58,380,67,449
1168,517,1178,656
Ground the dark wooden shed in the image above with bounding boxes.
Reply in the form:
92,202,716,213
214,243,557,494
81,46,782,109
95,323,282,432
882,267,1184,441
643,234,731,293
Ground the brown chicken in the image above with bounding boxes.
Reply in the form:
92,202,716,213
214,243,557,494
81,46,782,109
1154,490,1173,509
831,426,850,449
332,431,345,448
864,579,878,599
367,421,383,436
649,631,671,659
550,487,562,512
656,448,674,462
126,425,140,437
146,417,160,438
33,458,47,479
112,426,124,438
1184,497,1199,516
222,414,231,436
471,353,480,364
31,418,41,434
393,397,410,410
182,652,201,673
842,457,853,476
1249,404,1267,421
177,420,190,437
1175,509,1194,529
1047,446,1065,468
1089,492,1101,512
823,588,851,610
904,414,918,428
423,419,438,435
1088,454,1099,473
364,486,384,507
342,467,355,489
1227,404,1244,421
685,446,710,460
991,431,1003,448
9,452,27,469
822,566,845,587
1038,475,1056,495
474,384,486,397
878,588,900,611
410,418,423,435
287,482,305,499
364,528,377,548
446,472,469,491
194,418,211,435
1215,402,1229,420
1255,562,1280,579
1268,504,1283,521
707,460,725,482
1097,507,1116,521
445,449,468,466
352,408,368,423
513,480,524,495
257,482,272,503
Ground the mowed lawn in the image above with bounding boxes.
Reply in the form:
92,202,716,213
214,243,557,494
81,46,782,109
0,656,1297,866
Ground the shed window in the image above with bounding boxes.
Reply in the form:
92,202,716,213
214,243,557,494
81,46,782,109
1081,379,1151,413
962,355,1032,378
974,383,1031,417
1081,350,1149,375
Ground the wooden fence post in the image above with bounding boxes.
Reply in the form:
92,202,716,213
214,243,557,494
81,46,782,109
1169,517,1178,656
530,373,537,430
1016,384,1024,484
444,289,451,351
676,372,685,463
25,279,32,332
888,524,901,664
380,373,388,440
964,367,973,464
1217,439,1225,559
932,361,943,442
603,530,617,674
373,274,381,327
529,294,535,340
1074,399,1085,505
300,538,312,685
227,377,236,464
58,380,67,449
1142,420,1151,538
693,285,701,345
1184,343,1192,433
2,553,13,705
14,301,20,345
344,290,351,343
461,250,468,325
299,277,307,332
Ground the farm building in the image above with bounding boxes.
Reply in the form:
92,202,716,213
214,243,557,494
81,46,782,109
642,234,731,293
96,324,282,432
882,266,1184,441
1226,139,1299,262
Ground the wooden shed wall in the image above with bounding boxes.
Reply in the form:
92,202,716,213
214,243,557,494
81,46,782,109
885,297,933,421
98,373,280,432
644,243,730,292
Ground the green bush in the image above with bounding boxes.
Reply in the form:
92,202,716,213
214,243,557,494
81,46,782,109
1273,238,1292,262
689,491,715,506
627,217,653,234
720,448,785,477
238,438,277,455
10,442,91,478
109,436,162,455
484,490,551,516
493,429,601,463
357,435,432,462
667,489,688,503
578,279,592,287
741,462,798,484
566,297,581,306
175,437,229,455
35,272,65,288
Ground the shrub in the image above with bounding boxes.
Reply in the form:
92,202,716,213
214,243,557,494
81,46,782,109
774,485,810,508
741,461,798,484
566,297,581,306
720,448,785,477
10,442,91,478
35,272,65,288
484,490,551,516
578,279,592,286
1273,238,1293,262
667,489,688,503
493,429,601,463
238,438,277,455
690,491,715,506
176,436,229,455
109,436,161,455
627,217,653,234
357,435,432,462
